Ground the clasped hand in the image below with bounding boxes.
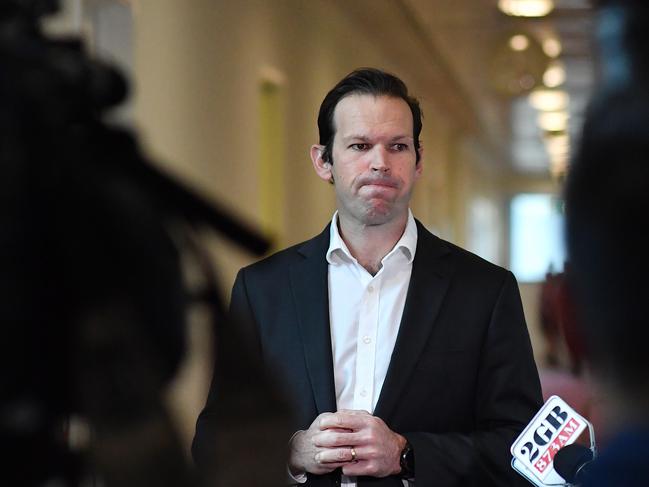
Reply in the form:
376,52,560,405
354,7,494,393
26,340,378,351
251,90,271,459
289,409,406,478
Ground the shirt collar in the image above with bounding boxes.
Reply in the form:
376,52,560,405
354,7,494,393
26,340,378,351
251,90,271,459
326,209,418,265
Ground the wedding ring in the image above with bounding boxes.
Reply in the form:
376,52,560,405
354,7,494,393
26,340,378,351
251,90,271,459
350,447,357,462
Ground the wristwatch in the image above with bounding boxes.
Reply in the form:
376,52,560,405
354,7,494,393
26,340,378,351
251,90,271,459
399,440,415,479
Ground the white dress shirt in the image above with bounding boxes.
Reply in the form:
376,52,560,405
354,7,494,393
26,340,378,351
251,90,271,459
290,210,417,486
326,210,417,487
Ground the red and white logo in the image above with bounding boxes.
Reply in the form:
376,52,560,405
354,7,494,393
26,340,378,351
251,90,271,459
511,396,589,484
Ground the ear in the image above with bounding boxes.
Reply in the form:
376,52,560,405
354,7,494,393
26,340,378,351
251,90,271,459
414,146,424,179
311,144,333,183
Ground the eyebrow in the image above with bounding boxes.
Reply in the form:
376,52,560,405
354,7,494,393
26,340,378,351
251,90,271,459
341,134,414,143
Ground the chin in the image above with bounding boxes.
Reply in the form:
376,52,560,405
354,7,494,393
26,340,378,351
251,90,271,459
361,207,395,226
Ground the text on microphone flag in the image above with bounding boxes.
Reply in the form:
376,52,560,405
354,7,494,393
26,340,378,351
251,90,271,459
511,395,589,483
534,418,582,474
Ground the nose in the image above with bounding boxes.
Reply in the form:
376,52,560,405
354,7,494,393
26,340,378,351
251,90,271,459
370,146,390,173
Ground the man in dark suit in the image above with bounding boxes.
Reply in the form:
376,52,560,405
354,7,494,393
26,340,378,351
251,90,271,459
193,68,541,486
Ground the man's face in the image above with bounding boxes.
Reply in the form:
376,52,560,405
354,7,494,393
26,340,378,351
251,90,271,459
312,94,422,227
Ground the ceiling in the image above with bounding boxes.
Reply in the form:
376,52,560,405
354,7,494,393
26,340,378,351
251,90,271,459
401,0,597,177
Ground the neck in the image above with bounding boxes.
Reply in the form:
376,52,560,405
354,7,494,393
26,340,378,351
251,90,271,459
337,211,409,275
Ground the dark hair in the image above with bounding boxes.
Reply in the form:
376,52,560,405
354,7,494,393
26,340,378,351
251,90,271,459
317,68,422,164
565,87,649,390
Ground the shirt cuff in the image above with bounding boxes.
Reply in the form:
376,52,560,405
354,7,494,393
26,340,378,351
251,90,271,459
286,465,307,484
287,430,307,484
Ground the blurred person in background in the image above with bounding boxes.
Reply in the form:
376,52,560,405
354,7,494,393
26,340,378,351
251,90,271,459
537,269,601,441
564,1,649,484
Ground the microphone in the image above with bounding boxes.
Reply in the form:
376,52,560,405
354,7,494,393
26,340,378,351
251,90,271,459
554,444,594,485
510,395,596,486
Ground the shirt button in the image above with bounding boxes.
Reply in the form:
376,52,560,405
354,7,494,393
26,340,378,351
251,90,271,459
360,389,367,397
368,285,374,293
363,336,371,344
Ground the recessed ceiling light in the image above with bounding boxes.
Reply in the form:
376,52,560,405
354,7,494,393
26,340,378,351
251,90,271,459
543,60,566,87
529,89,569,111
539,111,569,132
545,134,571,155
499,0,555,17
543,38,562,58
509,34,530,51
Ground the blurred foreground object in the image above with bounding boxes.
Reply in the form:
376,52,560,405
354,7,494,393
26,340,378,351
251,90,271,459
564,1,649,485
0,1,289,486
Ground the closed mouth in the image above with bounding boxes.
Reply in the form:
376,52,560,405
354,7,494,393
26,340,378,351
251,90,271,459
361,179,398,189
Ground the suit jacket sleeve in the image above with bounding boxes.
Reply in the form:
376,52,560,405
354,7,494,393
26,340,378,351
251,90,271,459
402,272,541,486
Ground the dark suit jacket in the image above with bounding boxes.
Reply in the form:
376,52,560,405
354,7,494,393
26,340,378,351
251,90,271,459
193,221,542,486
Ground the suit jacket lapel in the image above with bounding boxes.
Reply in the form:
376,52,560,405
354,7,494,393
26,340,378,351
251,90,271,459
374,222,453,421
289,225,337,415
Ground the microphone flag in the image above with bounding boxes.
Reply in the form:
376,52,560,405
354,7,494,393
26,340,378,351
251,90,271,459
511,395,596,486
